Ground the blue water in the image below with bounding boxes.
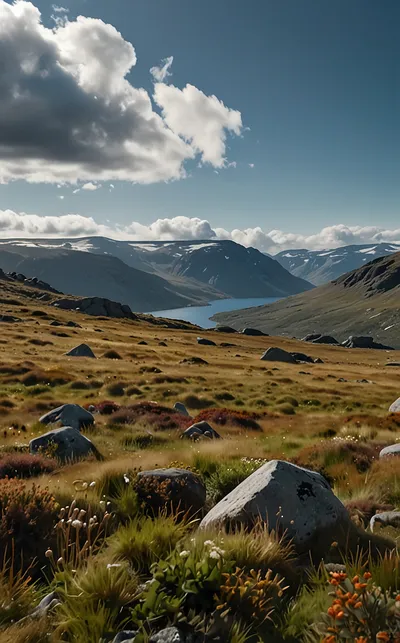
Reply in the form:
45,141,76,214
148,297,279,329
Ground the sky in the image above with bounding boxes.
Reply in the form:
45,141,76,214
0,0,399,253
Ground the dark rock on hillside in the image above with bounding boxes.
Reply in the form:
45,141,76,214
182,421,221,440
174,402,191,417
215,325,237,333
65,343,96,358
0,314,21,323
260,347,297,364
302,333,323,342
136,468,206,516
387,363,400,367
291,352,315,364
180,357,208,365
30,426,98,463
54,296,136,320
241,328,267,336
311,335,339,345
39,404,94,431
197,337,216,346
341,335,394,350
6,271,61,294
389,397,400,413
199,460,353,557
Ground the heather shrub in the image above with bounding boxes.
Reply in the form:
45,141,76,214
0,480,58,573
95,400,121,415
182,394,215,410
194,408,263,431
293,440,379,477
0,555,41,625
107,402,192,431
0,453,58,479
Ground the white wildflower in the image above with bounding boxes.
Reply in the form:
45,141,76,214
204,540,215,548
89,481,96,488
123,474,130,484
71,519,83,529
99,501,106,510
179,550,190,559
208,550,222,560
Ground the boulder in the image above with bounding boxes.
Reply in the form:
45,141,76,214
312,335,339,345
199,460,353,556
136,468,206,516
65,343,96,358
260,347,297,364
111,632,138,643
370,511,400,533
290,352,314,363
379,444,400,458
54,296,136,320
389,397,400,413
302,333,322,342
215,326,237,333
181,421,221,440
387,363,400,367
149,627,203,643
30,427,99,463
342,335,394,350
314,357,324,364
241,328,267,336
174,402,191,417
197,337,216,346
39,404,94,431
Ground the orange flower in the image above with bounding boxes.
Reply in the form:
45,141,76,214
354,583,367,591
396,594,400,602
354,601,362,609
352,575,360,584
376,633,390,642
355,638,368,643
363,572,372,580
322,637,336,643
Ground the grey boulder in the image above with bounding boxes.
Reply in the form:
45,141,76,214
181,421,221,440
30,427,98,463
379,444,400,458
312,335,339,345
174,402,191,417
241,328,267,336
260,347,297,364
39,403,94,431
389,397,400,413
136,468,206,516
370,512,400,533
65,343,96,358
111,632,138,643
150,627,203,643
54,296,136,320
200,460,352,556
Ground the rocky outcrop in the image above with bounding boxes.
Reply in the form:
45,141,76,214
260,347,297,364
200,460,353,557
65,343,96,358
30,426,99,463
215,326,237,333
54,296,136,319
181,421,221,440
197,337,216,346
39,404,94,432
136,468,206,516
311,335,339,345
5,271,61,294
241,328,267,336
342,336,394,350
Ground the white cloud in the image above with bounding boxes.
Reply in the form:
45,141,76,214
153,83,242,168
249,163,255,168
0,1,242,185
150,56,174,83
0,211,398,255
52,5,69,12
81,182,100,191
58,195,64,199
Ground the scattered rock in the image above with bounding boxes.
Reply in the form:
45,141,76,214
337,378,347,382
389,397,400,413
241,328,267,336
260,347,297,364
158,341,167,346
386,362,400,367
291,352,314,363
66,320,81,328
302,333,322,342
312,335,339,345
6,272,61,294
0,314,21,323
54,296,136,319
370,511,400,533
199,460,354,557
65,343,96,358
111,632,138,643
149,627,203,643
181,420,221,440
180,357,208,365
380,444,400,458
220,342,235,347
39,404,94,431
197,337,217,346
174,402,191,417
342,335,394,350
314,357,324,364
136,468,206,516
138,340,148,345
215,326,237,333
30,426,99,463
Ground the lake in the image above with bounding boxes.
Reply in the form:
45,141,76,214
148,297,280,329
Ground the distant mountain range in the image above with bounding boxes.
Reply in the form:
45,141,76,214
213,252,400,348
0,238,312,312
275,243,400,285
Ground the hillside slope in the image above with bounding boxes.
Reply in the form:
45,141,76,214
275,243,400,285
213,252,400,348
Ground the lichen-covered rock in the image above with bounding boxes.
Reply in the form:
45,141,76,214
30,427,98,463
136,468,206,516
200,460,352,556
39,404,94,431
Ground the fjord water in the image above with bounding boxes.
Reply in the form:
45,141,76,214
148,297,280,328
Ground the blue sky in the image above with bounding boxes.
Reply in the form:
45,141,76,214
0,0,399,250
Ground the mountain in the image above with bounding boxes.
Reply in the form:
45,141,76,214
0,238,313,307
275,243,400,285
213,252,400,348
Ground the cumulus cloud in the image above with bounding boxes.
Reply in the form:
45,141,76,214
150,56,174,83
153,83,242,167
81,182,100,191
0,211,399,255
0,1,242,185
52,4,68,12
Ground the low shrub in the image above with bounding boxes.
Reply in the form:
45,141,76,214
107,402,192,431
103,350,122,360
293,440,380,478
182,394,215,410
194,408,263,431
94,400,121,415
206,458,264,504
0,453,58,479
106,382,126,396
